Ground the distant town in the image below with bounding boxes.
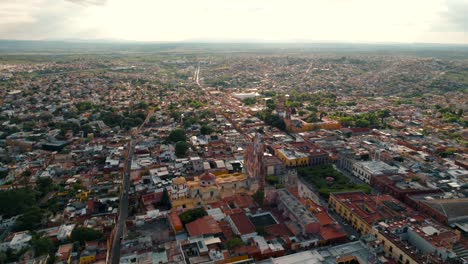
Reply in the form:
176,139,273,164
0,42,467,264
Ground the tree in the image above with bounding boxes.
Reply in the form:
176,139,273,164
377,109,391,124
168,128,187,143
31,236,54,257
0,188,36,217
243,98,257,106
175,141,190,158
179,208,207,225
71,227,102,243
37,177,53,198
266,176,279,185
155,188,172,210
265,99,276,110
319,111,327,121
252,190,264,207
15,206,43,231
200,125,214,135
226,237,244,250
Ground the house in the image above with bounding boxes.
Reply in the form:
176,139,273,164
226,212,257,242
185,215,222,238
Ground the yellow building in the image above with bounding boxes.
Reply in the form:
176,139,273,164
329,192,382,235
170,172,249,209
373,229,420,264
78,253,95,264
274,148,309,167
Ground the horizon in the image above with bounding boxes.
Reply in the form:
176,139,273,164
1,0,467,44
2,38,468,46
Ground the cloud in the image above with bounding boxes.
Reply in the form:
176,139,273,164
0,0,466,43
433,0,468,32
64,0,107,6
0,0,103,40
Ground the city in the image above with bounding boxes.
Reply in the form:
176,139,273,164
1,1,468,263
0,42,466,264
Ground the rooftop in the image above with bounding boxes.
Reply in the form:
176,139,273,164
186,215,222,237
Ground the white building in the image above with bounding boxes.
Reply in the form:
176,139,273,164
352,160,398,183
0,231,32,252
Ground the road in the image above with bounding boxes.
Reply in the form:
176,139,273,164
109,111,152,264
109,139,135,264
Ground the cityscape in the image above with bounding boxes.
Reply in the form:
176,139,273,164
0,1,468,264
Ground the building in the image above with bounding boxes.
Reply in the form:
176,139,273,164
262,155,285,177
258,240,377,264
276,189,320,236
55,243,73,264
170,172,249,209
330,192,460,264
373,220,459,264
371,174,442,202
352,160,398,183
0,231,32,252
243,133,265,191
190,156,204,173
408,195,468,226
274,147,309,167
329,192,415,235
227,212,257,242
185,215,223,238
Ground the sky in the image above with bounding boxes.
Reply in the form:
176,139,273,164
0,0,467,44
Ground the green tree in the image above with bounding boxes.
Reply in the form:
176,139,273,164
179,208,207,225
377,109,391,124
0,188,36,218
36,177,53,198
266,176,279,185
155,188,172,210
15,206,43,231
175,141,190,158
226,237,244,250
242,97,257,105
265,99,276,110
168,128,187,143
31,236,54,257
200,125,214,135
252,190,264,207
71,227,103,243
319,111,327,121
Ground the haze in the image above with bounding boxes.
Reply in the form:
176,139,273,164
0,0,468,44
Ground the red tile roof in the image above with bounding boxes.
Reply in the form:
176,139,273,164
229,212,256,235
185,216,222,237
320,225,347,241
316,212,333,226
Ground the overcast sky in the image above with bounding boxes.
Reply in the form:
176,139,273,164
0,0,467,44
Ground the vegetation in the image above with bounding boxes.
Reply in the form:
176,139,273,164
168,128,187,143
31,236,55,257
331,109,390,128
200,125,214,135
298,165,371,198
252,190,264,207
15,206,44,231
0,188,36,218
242,97,257,105
266,175,279,185
179,208,207,225
154,188,172,210
226,237,244,250
175,141,190,157
71,227,103,243
256,109,286,131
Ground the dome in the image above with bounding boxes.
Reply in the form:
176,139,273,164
199,172,216,182
172,176,186,185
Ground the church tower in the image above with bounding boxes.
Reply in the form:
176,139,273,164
243,133,265,192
